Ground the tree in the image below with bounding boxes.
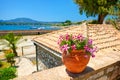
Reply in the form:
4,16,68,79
74,0,120,24
62,20,72,26
0,33,22,56
65,20,72,25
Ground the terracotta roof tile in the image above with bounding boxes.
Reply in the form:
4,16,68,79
33,23,87,53
33,24,120,56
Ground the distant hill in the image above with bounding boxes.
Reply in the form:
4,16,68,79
0,18,62,26
0,18,62,24
3,18,39,23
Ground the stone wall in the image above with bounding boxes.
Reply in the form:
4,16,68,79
35,43,62,71
73,61,120,80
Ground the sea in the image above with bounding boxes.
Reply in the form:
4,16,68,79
0,25,60,31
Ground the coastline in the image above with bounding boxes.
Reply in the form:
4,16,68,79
0,29,54,36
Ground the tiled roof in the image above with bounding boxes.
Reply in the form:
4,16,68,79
33,23,120,55
33,23,87,53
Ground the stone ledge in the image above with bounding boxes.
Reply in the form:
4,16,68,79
14,61,120,80
14,65,93,80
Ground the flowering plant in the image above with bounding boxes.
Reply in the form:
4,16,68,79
58,34,97,58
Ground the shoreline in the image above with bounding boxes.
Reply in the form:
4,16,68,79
0,29,55,36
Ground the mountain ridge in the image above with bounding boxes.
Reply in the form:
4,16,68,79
0,18,62,23
1,18,39,23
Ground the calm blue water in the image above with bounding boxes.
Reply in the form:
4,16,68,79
0,25,60,31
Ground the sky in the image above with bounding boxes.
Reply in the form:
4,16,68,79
0,0,97,22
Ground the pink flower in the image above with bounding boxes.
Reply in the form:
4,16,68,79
65,33,70,40
89,46,97,54
58,33,97,58
71,45,76,50
77,34,84,41
89,46,97,58
72,35,76,40
91,54,95,58
61,44,69,52
88,39,93,45
84,45,90,51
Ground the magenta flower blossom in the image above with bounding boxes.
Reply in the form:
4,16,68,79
88,39,93,45
84,45,90,51
77,34,84,41
89,47,97,58
72,35,77,41
89,47,97,54
58,33,97,58
61,44,69,52
91,54,95,58
71,45,76,50
65,33,70,40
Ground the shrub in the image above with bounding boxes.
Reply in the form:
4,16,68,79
0,60,2,67
0,67,17,80
5,53,15,62
5,53,15,66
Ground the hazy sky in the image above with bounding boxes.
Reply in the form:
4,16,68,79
0,0,97,22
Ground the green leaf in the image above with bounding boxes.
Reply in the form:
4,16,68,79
60,40,66,46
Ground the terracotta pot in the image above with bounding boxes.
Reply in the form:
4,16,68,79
62,50,90,73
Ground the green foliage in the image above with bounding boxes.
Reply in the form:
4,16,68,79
62,20,72,26
5,53,15,66
74,0,120,23
1,33,21,45
0,60,2,67
0,67,16,80
76,21,82,24
65,20,72,25
5,53,15,62
0,33,22,56
89,20,99,24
